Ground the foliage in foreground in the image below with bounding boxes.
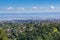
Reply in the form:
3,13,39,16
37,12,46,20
0,22,60,40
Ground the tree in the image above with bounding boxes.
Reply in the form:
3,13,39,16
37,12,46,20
0,28,9,40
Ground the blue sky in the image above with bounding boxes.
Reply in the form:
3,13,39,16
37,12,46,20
0,0,60,13
0,0,60,20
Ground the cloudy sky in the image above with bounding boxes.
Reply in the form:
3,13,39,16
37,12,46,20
0,0,60,20
0,0,60,13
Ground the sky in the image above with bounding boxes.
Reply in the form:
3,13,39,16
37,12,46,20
0,0,60,13
0,0,60,20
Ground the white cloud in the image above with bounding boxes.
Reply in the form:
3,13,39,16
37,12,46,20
50,5,55,10
18,8,24,10
21,8,24,10
0,6,59,13
7,6,14,11
32,6,37,9
17,8,24,12
32,6,38,10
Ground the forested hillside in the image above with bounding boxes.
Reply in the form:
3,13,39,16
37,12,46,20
0,21,60,40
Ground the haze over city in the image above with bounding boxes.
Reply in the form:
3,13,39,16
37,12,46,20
0,0,60,20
